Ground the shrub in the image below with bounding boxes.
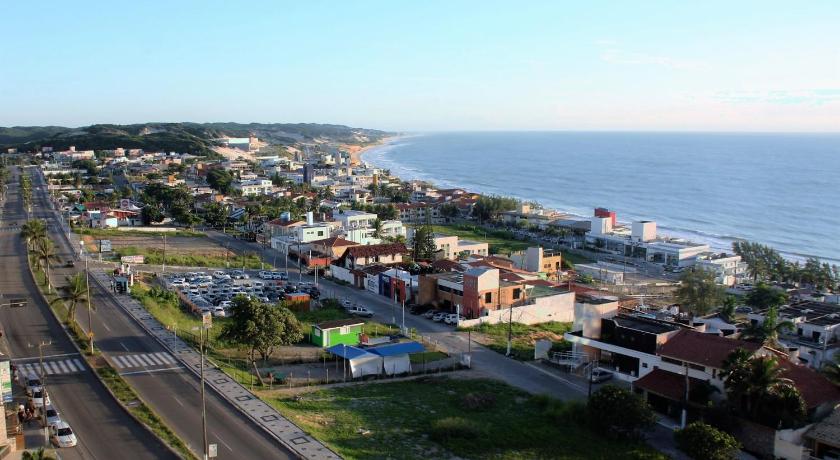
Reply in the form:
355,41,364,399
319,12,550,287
675,422,740,460
587,385,655,440
428,417,483,442
460,392,496,411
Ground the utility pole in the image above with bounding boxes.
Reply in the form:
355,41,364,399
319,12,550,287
162,233,166,274
200,324,208,460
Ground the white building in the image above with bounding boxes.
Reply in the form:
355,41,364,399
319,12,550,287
234,179,274,196
335,210,378,230
747,301,840,369
575,262,628,285
695,253,748,286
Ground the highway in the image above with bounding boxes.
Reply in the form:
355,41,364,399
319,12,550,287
0,166,176,460
28,168,294,459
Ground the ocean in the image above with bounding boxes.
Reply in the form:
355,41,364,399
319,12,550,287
362,132,840,263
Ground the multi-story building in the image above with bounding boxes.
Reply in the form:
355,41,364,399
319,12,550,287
509,247,563,278
233,179,274,196
395,202,443,224
747,300,840,369
585,217,710,268
431,234,489,260
694,253,748,286
335,210,378,230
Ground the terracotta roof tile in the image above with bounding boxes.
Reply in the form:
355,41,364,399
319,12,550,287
346,243,408,259
658,330,761,368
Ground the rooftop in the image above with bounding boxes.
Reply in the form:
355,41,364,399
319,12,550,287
611,314,681,335
315,318,365,330
658,330,761,368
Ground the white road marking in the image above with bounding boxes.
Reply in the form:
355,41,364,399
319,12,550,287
119,366,182,376
524,362,587,393
155,352,175,364
112,356,127,368
137,354,155,366
12,352,80,362
72,359,85,371
119,342,129,351
212,432,234,452
124,355,142,367
172,396,184,407
147,354,165,365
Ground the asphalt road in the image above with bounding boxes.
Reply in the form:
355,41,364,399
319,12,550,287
30,169,294,459
0,167,175,460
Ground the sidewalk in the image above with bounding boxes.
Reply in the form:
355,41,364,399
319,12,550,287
89,270,340,460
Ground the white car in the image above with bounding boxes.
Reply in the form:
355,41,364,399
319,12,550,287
213,271,231,280
50,421,78,448
212,307,227,318
258,271,273,280
42,405,61,427
23,373,43,396
347,305,374,317
32,389,50,408
432,312,447,322
444,314,466,325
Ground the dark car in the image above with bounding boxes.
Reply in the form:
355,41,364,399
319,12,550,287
409,304,431,315
65,260,75,267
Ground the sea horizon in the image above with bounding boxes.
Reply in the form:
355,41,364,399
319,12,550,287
363,131,840,264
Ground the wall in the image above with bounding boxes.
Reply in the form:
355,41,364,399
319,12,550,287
459,291,575,327
774,424,812,460
330,265,354,284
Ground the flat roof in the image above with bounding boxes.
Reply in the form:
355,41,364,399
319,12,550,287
611,315,680,335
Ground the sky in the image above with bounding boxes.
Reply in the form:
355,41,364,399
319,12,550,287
2,1,839,132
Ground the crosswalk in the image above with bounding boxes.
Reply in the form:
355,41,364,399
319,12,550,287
112,352,178,369
17,359,86,376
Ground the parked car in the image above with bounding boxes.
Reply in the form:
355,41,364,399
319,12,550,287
213,271,231,280
24,374,43,396
65,260,75,268
258,271,273,280
50,421,78,448
422,310,437,319
347,305,374,317
589,369,614,383
341,299,353,309
32,389,50,408
432,312,447,322
735,306,753,314
42,405,61,427
444,314,465,325
229,270,249,280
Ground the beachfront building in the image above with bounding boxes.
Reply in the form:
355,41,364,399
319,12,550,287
429,234,489,260
575,261,627,284
746,300,840,369
508,247,563,279
233,179,274,196
395,202,444,224
694,252,748,286
585,217,710,268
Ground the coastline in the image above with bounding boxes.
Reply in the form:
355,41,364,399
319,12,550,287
347,135,402,166
358,133,837,264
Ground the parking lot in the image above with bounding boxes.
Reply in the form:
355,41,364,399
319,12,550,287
162,269,321,318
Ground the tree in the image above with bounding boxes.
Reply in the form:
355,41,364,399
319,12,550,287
675,422,740,460
587,385,655,440
141,205,165,225
372,218,383,238
719,296,737,323
675,268,725,320
722,352,805,428
740,305,793,347
206,169,234,194
34,238,59,293
220,296,303,362
820,353,840,386
745,283,788,311
202,202,228,229
412,225,438,260
50,274,90,327
20,219,47,250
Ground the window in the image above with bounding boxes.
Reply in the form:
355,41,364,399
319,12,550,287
662,356,682,366
512,288,522,300
642,363,648,368
689,363,705,372
484,292,492,303
313,328,321,337
318,231,324,236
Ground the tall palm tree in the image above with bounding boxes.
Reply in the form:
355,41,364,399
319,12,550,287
34,238,60,293
20,219,47,250
373,218,383,238
50,273,89,327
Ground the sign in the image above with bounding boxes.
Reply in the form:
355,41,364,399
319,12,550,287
208,443,218,458
99,239,112,253
202,311,213,330
0,360,12,403
120,255,145,264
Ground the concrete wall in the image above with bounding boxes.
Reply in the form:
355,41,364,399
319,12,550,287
330,265,354,284
460,291,575,327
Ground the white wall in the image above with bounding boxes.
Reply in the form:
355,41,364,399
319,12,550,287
331,265,354,284
460,291,575,327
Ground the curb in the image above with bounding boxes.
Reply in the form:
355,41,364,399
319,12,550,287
25,247,190,460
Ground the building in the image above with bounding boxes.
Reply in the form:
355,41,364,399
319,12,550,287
233,179,274,196
335,243,408,270
509,247,563,278
394,202,443,224
309,236,359,260
335,210,378,230
418,267,530,317
431,234,489,260
586,218,710,268
311,319,364,348
747,301,840,369
694,252,748,286
575,261,628,284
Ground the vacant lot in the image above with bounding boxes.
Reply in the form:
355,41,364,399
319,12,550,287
267,377,665,460
460,321,573,360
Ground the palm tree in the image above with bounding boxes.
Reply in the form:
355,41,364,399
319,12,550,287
373,218,384,238
34,238,60,293
20,219,47,250
50,273,89,327
740,305,794,347
822,353,840,386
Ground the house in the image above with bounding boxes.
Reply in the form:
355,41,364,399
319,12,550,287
336,243,408,270
804,408,840,460
509,247,563,278
395,202,443,224
430,234,488,260
418,268,529,316
311,319,364,347
309,236,359,260
694,252,748,286
747,300,840,369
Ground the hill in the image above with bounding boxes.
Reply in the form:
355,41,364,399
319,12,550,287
0,122,390,155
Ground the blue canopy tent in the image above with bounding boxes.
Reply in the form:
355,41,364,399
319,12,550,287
326,344,382,378
368,342,425,375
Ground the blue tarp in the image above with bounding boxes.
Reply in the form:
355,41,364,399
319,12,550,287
367,341,425,357
326,344,371,360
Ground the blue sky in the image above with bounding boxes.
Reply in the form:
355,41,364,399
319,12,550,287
2,1,839,131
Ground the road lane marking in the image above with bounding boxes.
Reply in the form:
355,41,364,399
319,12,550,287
147,354,165,365
12,352,80,362
124,355,142,367
136,354,155,366
119,366,182,376
172,396,184,407
112,356,128,368
119,342,129,351
212,432,234,452
155,352,175,364
72,359,85,371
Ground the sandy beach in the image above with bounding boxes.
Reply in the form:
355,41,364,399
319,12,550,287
347,135,400,165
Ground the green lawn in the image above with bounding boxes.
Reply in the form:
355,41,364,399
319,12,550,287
408,351,448,364
267,377,665,460
460,321,573,360
74,227,205,238
130,281,228,342
429,224,529,255
115,246,268,269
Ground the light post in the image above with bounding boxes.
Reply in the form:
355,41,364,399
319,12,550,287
30,340,51,445
85,256,94,354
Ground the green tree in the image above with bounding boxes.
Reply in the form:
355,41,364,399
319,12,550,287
675,422,740,460
206,168,234,194
372,218,383,238
20,219,47,250
34,238,60,293
719,296,737,323
745,283,788,310
820,353,840,385
141,205,165,225
722,352,805,427
740,305,793,347
50,273,90,328
220,296,303,362
412,225,438,260
202,202,228,228
587,385,655,440
675,268,725,320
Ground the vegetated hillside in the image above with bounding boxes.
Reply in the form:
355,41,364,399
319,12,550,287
0,122,390,154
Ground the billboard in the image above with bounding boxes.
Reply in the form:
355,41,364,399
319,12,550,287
121,255,145,264
1,360,12,403
99,239,112,253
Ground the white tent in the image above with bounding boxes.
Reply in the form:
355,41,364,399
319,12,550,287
327,345,382,378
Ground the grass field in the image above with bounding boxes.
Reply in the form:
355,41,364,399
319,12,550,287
75,227,205,238
267,377,665,460
115,246,268,269
296,302,399,339
460,321,573,360
429,224,592,265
